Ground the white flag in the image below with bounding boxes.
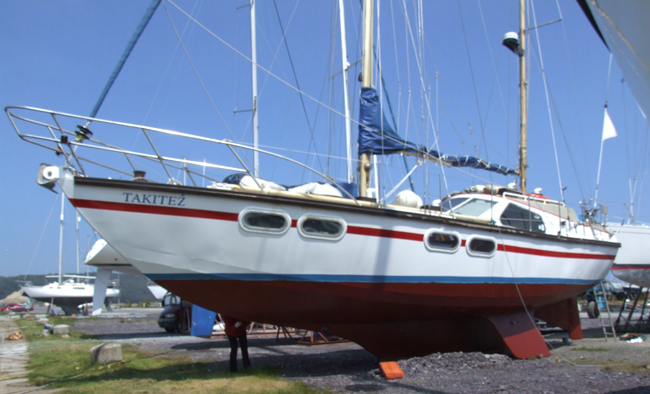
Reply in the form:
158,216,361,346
602,109,618,141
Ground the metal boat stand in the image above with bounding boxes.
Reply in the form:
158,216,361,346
615,288,650,333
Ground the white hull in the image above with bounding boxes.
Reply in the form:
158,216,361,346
609,223,650,287
147,284,168,300
21,283,119,299
61,172,616,287
84,238,144,277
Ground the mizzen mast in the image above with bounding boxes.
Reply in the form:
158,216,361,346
250,0,259,178
359,0,374,198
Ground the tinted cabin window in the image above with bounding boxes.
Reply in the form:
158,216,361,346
453,199,496,217
468,238,496,254
243,212,287,230
302,218,343,237
500,203,546,233
440,197,469,212
426,232,460,252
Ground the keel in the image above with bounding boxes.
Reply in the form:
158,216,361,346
488,312,550,359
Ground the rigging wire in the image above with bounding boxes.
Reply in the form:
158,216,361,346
557,0,592,200
142,0,203,125
457,1,494,191
272,0,323,173
530,0,565,202
399,0,450,194
253,0,301,146
161,0,237,141
166,0,366,137
23,194,59,278
477,0,512,165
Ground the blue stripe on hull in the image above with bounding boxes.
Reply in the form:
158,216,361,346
147,273,598,285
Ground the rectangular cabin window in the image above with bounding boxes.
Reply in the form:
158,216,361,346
452,199,496,217
500,203,546,233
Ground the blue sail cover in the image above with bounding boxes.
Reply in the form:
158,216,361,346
358,87,516,176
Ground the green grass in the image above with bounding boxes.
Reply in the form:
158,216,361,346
13,317,328,393
15,316,84,341
570,346,609,352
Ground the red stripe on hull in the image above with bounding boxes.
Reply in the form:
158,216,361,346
346,225,423,241
156,279,589,359
70,198,615,260
70,198,238,222
498,244,615,260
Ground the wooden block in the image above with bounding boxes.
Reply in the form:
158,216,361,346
379,361,404,380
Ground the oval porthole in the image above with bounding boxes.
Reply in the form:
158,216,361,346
424,230,461,253
297,215,346,241
239,207,291,235
466,235,497,257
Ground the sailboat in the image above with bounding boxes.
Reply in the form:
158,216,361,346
84,238,168,305
6,0,618,360
20,193,120,315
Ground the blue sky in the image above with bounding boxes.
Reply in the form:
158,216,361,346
1,0,648,277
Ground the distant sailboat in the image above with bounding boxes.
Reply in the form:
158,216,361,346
21,193,119,315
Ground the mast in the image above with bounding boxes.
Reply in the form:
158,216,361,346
76,211,80,275
338,0,353,183
251,0,259,178
359,0,374,197
518,0,527,193
58,193,64,284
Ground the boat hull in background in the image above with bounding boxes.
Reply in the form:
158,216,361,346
609,223,650,287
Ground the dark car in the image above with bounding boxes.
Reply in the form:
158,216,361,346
158,292,191,333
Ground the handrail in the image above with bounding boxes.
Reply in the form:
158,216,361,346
5,106,360,204
502,191,565,206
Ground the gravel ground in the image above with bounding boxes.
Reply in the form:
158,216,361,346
71,312,650,393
